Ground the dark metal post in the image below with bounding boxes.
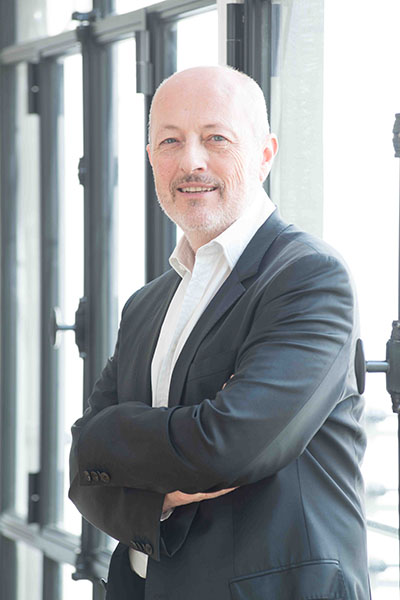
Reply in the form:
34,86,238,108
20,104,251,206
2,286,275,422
227,0,276,195
227,3,244,72
38,57,63,600
0,0,18,597
144,14,177,282
74,18,117,584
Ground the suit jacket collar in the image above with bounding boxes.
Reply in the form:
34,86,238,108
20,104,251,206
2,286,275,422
168,210,290,407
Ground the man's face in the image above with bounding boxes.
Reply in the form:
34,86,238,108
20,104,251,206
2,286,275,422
147,70,276,243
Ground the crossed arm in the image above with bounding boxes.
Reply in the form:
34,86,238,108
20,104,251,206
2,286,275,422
69,253,355,557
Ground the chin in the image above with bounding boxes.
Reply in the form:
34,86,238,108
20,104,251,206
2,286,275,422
177,210,234,236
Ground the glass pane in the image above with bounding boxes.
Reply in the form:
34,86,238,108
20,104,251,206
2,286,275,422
115,38,146,316
62,564,92,599
368,529,399,599
323,0,400,595
16,0,92,43
176,9,218,71
58,53,85,535
17,542,42,600
15,63,41,518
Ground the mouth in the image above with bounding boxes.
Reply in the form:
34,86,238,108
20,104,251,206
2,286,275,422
176,185,218,194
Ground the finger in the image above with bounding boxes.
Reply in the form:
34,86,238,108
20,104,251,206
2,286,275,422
199,487,238,500
222,374,235,390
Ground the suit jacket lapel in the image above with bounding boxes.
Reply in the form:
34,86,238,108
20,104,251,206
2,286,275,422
168,210,290,407
133,271,180,407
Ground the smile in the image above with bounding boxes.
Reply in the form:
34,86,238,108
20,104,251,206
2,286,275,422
177,186,218,193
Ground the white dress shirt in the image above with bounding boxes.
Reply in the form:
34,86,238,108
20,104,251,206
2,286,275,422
129,190,276,578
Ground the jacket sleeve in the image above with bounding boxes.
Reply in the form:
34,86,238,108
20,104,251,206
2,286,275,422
74,252,356,496
68,318,165,561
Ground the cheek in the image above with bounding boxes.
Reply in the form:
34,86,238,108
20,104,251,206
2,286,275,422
217,148,249,190
152,158,175,188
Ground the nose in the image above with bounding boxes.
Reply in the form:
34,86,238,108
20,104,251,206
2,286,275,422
178,138,207,173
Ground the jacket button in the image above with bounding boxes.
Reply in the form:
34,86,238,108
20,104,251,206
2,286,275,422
83,470,91,482
144,543,153,556
100,472,110,484
90,470,99,482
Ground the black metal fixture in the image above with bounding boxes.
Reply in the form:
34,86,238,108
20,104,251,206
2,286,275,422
354,113,400,590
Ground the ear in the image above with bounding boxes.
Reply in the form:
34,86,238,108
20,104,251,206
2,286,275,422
146,144,153,166
259,134,278,182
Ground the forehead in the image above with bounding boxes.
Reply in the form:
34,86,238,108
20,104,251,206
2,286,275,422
151,75,248,135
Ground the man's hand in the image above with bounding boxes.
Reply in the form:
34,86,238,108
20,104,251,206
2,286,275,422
162,488,237,513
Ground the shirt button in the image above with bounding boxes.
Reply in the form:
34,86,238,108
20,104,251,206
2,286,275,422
100,472,110,484
83,470,91,482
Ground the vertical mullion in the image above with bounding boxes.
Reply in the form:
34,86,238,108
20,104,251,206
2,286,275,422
145,15,177,283
76,23,116,588
243,0,272,108
42,556,61,600
243,0,273,195
93,0,114,18
0,0,18,596
0,62,17,517
38,57,63,599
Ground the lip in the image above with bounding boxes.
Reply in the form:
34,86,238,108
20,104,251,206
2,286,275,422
176,186,218,195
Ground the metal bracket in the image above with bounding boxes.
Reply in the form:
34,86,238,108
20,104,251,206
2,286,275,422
71,10,99,24
355,322,400,414
50,297,87,358
28,472,40,524
393,113,400,158
136,30,153,95
28,63,40,115
78,156,86,186
72,552,97,583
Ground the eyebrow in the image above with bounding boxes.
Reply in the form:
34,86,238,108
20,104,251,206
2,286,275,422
157,123,235,136
159,123,230,130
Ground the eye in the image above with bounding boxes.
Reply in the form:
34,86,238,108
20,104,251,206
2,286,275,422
160,137,178,145
210,135,226,142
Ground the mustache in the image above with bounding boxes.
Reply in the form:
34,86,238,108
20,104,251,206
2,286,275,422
171,175,222,191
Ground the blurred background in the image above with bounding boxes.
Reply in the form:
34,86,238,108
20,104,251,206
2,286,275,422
0,0,398,598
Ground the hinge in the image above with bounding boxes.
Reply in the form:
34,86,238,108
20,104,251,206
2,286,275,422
28,63,40,115
71,10,99,24
28,472,40,524
78,156,86,186
136,30,153,95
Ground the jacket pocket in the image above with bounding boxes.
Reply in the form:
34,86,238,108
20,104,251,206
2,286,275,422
229,559,347,600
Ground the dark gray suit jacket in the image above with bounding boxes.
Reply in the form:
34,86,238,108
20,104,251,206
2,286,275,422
69,211,371,599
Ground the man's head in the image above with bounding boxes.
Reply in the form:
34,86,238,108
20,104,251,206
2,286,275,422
147,66,278,250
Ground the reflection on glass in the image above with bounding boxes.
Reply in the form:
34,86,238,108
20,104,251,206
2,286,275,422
62,564,92,599
323,0,400,595
16,0,92,43
17,542,42,600
15,63,41,518
115,38,146,316
58,53,85,535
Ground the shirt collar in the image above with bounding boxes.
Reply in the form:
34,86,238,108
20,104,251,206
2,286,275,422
169,189,276,277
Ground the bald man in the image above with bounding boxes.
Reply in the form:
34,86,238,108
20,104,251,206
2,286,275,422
69,66,370,599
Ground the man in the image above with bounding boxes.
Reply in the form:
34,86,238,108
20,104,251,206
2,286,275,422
69,66,370,599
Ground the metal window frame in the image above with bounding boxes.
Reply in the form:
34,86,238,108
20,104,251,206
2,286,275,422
0,0,18,598
0,1,216,598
